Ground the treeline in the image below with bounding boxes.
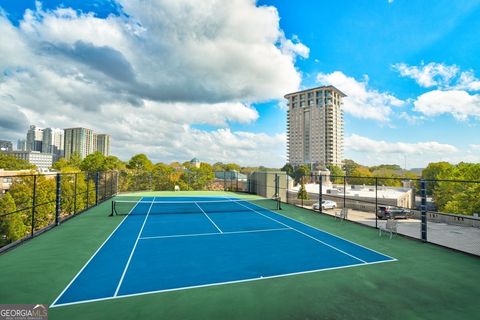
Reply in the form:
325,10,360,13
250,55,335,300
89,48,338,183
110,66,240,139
281,159,419,186
422,162,480,215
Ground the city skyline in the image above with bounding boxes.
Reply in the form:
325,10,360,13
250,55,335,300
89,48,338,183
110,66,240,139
0,1,479,168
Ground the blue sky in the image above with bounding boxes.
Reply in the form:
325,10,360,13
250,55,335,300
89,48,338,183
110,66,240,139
0,0,479,168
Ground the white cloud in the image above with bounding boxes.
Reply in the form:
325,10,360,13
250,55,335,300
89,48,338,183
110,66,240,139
393,62,459,88
456,71,480,91
413,90,480,120
0,1,307,166
344,134,467,168
393,62,480,92
345,134,458,155
317,71,404,122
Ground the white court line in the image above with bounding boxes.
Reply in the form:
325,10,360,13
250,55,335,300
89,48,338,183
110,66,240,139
50,258,395,308
194,202,223,233
263,203,398,262
113,198,155,297
139,227,291,240
50,197,144,308
234,201,367,264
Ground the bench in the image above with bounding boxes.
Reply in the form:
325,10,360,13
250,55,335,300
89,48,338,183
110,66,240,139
335,208,348,221
379,219,398,239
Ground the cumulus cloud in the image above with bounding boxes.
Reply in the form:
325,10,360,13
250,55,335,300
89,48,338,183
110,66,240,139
345,134,458,155
394,62,480,92
393,62,459,88
317,71,404,122
344,134,464,167
0,1,307,166
413,90,480,120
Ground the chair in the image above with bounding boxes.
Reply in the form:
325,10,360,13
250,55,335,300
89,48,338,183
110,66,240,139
335,208,348,221
379,218,398,239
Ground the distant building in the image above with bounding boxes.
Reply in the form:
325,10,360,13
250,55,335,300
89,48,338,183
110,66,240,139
95,134,111,156
17,139,27,151
285,85,345,168
42,128,64,161
64,128,96,160
3,151,53,171
190,157,201,168
0,140,13,152
26,125,44,152
0,169,33,194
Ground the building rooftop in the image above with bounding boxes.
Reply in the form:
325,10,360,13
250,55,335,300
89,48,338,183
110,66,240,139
284,85,347,98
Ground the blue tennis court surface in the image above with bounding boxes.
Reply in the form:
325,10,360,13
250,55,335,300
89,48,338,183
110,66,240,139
51,197,396,307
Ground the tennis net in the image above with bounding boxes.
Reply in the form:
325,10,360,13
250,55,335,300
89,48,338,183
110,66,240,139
110,198,280,216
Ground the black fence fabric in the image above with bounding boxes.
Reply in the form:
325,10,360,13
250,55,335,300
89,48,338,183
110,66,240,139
0,171,118,252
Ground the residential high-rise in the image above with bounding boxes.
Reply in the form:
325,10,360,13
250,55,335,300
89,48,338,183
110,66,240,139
42,128,64,161
64,128,96,160
0,140,13,152
17,139,27,151
95,134,111,156
285,86,345,169
26,125,44,152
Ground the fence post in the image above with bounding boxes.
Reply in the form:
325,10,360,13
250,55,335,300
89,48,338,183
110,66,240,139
420,179,427,242
115,171,119,195
86,174,90,208
95,172,99,205
110,171,114,197
286,174,289,204
343,176,346,209
319,174,322,212
31,175,37,237
104,172,107,199
375,177,378,229
73,173,78,214
55,173,61,226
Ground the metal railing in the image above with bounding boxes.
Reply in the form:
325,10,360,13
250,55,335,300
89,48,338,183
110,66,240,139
249,172,480,256
0,171,118,253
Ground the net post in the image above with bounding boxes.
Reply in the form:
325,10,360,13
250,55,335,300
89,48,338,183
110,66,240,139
110,201,115,216
55,173,61,226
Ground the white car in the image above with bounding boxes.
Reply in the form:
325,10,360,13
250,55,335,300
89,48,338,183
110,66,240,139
313,200,337,210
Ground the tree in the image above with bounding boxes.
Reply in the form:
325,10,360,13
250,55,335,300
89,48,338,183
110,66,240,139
0,154,35,170
152,163,176,191
223,163,241,172
0,193,27,245
422,162,454,195
343,159,360,176
281,163,294,178
104,156,125,171
294,164,310,184
348,166,374,185
326,165,345,184
297,180,309,200
127,154,153,171
68,152,83,169
80,152,106,173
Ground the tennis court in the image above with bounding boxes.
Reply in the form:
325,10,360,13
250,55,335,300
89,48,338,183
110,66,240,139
50,196,395,308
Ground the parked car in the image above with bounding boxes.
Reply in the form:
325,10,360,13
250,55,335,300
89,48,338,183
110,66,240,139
377,205,412,219
313,200,337,210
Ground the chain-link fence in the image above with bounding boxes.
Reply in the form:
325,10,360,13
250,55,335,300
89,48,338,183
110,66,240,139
248,171,480,256
0,171,118,252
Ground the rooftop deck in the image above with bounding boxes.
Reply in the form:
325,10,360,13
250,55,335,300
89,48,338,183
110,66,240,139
1,191,479,319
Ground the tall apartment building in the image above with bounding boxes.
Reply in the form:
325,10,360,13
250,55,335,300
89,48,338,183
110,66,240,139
95,134,111,156
26,125,44,152
64,128,96,159
17,139,27,151
42,128,64,161
285,85,345,169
